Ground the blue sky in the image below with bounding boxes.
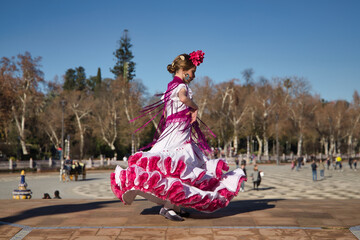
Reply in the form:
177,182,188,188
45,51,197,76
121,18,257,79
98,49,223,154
1,0,359,102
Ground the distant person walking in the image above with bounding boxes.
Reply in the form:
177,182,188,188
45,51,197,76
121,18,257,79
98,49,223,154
251,164,262,190
296,156,303,171
240,160,247,192
291,160,296,170
319,159,325,180
326,157,331,170
311,160,317,181
354,159,357,171
348,157,353,169
336,156,342,171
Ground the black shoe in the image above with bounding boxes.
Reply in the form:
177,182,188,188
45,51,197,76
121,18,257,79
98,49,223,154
178,209,190,218
159,207,184,221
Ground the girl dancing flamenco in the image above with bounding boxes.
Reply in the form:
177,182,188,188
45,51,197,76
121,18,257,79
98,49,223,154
111,50,246,221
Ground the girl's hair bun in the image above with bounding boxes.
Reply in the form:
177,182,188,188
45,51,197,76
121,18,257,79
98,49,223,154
167,54,194,74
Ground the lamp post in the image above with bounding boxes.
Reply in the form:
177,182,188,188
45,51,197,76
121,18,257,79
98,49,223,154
60,99,66,161
252,139,254,154
276,113,279,165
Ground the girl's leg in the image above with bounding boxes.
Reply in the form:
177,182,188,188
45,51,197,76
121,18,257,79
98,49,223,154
161,201,184,221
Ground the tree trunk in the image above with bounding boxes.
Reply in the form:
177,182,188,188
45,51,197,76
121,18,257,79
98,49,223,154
263,118,269,157
228,141,233,157
329,135,335,156
45,126,60,149
256,134,263,158
224,142,228,158
12,99,29,155
131,135,135,155
297,133,303,157
13,114,28,155
19,136,28,156
233,131,238,156
348,135,353,156
264,134,269,157
323,137,329,156
75,113,84,160
336,137,341,154
246,136,250,163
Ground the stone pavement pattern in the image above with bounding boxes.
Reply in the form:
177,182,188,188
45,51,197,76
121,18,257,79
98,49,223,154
75,164,360,200
1,199,359,239
0,163,359,239
1,164,359,200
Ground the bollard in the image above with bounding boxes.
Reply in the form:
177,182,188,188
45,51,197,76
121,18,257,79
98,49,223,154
12,170,32,199
9,159,13,170
100,155,104,166
49,157,52,167
29,158,33,168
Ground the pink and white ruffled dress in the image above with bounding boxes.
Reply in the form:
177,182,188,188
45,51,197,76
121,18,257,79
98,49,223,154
110,77,246,213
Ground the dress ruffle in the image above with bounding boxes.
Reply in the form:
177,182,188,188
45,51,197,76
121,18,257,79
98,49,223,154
110,144,246,213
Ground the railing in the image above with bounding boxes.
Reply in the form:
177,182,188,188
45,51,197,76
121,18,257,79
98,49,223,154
1,153,358,170
0,158,128,171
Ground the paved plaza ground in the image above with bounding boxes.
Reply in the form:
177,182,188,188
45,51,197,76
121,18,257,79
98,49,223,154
0,162,359,239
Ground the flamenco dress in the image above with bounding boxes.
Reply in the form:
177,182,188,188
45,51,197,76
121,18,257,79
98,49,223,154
110,76,246,213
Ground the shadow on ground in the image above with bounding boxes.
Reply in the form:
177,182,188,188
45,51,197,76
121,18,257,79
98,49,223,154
81,178,103,181
250,187,276,191
0,200,119,224
141,198,282,219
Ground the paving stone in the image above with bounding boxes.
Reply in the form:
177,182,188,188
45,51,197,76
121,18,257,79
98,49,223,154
23,237,47,240
255,217,298,226
96,228,122,236
213,236,239,240
26,228,75,237
0,225,22,237
188,227,213,235
258,228,309,237
304,229,357,240
119,228,167,238
71,228,99,236
70,236,117,240
1,165,359,239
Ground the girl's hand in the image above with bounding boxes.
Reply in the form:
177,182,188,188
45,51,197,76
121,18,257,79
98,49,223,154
187,109,198,124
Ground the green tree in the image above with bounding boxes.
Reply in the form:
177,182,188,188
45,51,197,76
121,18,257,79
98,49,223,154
87,67,102,92
63,66,86,91
111,29,136,81
75,66,86,91
63,69,76,90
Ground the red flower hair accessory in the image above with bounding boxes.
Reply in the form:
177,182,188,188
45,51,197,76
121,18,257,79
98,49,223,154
189,50,205,66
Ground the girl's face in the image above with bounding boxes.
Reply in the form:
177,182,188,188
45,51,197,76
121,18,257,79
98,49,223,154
183,67,196,84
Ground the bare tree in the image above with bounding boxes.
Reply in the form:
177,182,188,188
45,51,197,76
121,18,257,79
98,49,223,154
65,91,93,159
252,78,276,158
347,91,360,156
0,53,44,156
211,80,249,157
92,78,125,151
0,57,17,142
282,77,316,156
192,76,214,119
